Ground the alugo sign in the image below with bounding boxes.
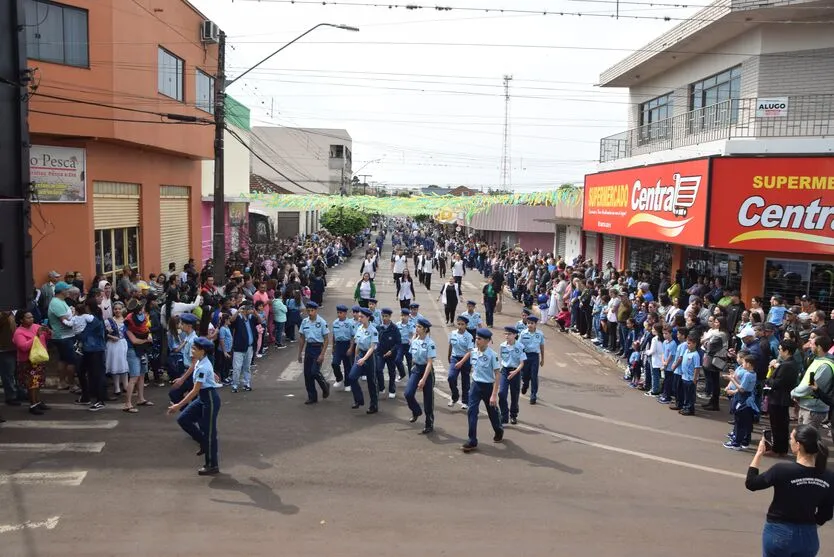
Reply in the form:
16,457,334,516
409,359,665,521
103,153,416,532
583,158,709,246
755,97,789,118
708,157,834,255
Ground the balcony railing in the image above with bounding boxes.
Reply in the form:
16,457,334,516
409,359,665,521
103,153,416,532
599,94,834,163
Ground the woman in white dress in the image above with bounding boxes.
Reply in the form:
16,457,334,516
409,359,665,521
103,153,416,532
104,302,129,395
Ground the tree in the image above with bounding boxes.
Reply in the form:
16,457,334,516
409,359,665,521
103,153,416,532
321,206,369,236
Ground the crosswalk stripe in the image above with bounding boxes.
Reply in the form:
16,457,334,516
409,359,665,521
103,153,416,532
277,362,304,382
0,442,105,453
463,281,476,291
46,403,125,412
0,420,119,430
0,471,87,486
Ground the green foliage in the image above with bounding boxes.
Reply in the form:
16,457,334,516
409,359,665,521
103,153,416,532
413,214,432,222
321,206,369,236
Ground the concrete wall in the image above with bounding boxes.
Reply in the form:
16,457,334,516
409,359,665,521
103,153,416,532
201,126,251,198
517,232,556,254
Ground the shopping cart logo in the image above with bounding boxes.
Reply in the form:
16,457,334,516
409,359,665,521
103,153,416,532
627,172,704,238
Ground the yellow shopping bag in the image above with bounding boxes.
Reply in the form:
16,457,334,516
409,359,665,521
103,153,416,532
29,336,49,365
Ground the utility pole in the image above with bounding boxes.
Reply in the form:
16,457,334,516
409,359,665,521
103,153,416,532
212,31,227,284
358,174,371,196
500,74,513,192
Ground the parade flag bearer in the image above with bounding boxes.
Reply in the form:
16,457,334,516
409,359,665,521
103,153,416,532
168,336,222,476
298,301,330,405
462,328,503,453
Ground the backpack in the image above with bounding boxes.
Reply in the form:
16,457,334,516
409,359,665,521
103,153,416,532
815,360,834,407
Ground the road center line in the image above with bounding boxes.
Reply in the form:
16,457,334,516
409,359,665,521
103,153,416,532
0,472,87,486
0,420,119,430
0,516,60,534
0,442,105,453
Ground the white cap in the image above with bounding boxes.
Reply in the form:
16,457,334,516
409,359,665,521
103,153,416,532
737,324,755,338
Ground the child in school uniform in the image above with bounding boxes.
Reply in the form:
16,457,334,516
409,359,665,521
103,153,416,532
677,333,702,416
723,354,759,450
627,341,641,386
657,327,678,404
667,328,689,410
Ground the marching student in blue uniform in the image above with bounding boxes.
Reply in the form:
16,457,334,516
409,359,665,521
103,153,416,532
462,300,482,340
169,313,198,405
447,315,473,410
408,303,425,326
519,315,545,404
462,328,503,452
331,304,354,390
395,308,415,380
498,326,526,425
368,299,382,327
348,308,379,413
516,308,532,333
376,308,401,398
167,336,222,475
297,301,331,405
405,318,436,434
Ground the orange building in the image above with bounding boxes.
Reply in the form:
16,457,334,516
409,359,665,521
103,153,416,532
25,0,218,284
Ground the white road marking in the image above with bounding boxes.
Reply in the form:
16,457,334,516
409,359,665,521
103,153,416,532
46,403,124,412
430,385,743,480
277,362,304,382
463,281,476,291
0,420,119,430
0,442,105,454
0,472,87,486
0,516,60,534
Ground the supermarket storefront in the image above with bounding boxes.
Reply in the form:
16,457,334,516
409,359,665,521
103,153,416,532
707,156,834,311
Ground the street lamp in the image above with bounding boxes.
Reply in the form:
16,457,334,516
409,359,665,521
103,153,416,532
212,23,359,284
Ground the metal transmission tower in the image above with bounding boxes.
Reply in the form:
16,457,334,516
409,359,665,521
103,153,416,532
500,75,513,191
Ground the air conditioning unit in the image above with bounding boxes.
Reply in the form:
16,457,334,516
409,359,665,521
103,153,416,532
200,20,220,44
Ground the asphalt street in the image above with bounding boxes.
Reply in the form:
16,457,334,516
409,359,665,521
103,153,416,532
2,253,833,557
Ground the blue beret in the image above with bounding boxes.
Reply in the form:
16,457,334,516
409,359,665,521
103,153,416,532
466,300,476,306
416,318,432,329
475,327,492,339
352,305,362,312
336,304,348,312
193,337,214,351
180,313,198,325
400,308,410,315
381,308,393,315
305,301,319,309
503,326,519,335
359,308,373,317
521,308,532,315
456,314,469,324
409,302,420,309
527,315,540,322
368,298,378,304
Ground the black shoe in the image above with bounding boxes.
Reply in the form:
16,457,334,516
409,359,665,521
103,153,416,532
510,417,518,425
409,414,421,423
197,466,219,476
529,399,537,405
462,442,477,452
304,400,318,405
701,403,720,411
36,401,50,410
196,448,205,456
5,400,21,407
493,430,504,443
521,384,528,395
29,405,44,415
420,427,433,434
322,383,330,399
351,403,362,409
0,415,5,423
243,386,252,392
366,407,378,415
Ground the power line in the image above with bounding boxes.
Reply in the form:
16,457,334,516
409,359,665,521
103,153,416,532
225,125,319,193
31,91,213,122
29,109,211,125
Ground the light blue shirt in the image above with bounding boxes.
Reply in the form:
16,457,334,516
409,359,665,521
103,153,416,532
463,311,482,329
470,347,500,383
410,336,437,365
332,318,353,342
182,331,197,367
193,356,220,389
397,320,415,345
680,349,701,382
348,317,359,337
448,330,474,358
500,341,527,368
354,324,379,352
768,306,787,326
300,315,329,343
515,320,528,334
218,326,232,354
408,313,426,325
371,308,382,327
673,342,688,375
662,339,678,371
519,329,544,354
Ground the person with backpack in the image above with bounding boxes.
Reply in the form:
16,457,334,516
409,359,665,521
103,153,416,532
791,335,833,433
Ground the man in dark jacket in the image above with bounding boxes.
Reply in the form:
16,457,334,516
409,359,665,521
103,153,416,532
765,339,800,455
230,303,259,393
724,290,745,334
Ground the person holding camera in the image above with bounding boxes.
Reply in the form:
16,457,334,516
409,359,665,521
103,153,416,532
746,424,834,556
765,340,801,456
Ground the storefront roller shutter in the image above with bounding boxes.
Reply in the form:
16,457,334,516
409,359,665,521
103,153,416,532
556,225,567,259
160,186,190,272
585,232,599,262
93,182,140,230
602,235,616,267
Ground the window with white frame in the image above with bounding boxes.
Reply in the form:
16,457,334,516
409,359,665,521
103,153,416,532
158,47,184,101
25,0,89,67
196,69,214,113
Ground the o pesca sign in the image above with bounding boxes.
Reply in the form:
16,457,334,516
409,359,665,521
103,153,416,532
708,157,834,255
582,158,709,246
